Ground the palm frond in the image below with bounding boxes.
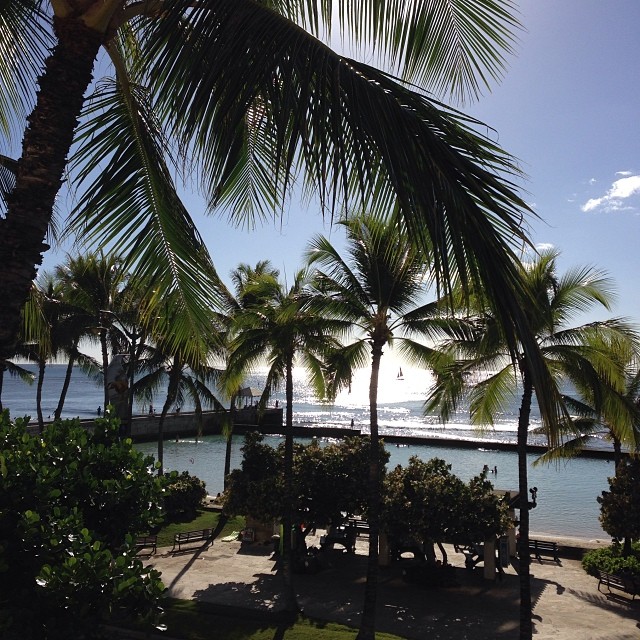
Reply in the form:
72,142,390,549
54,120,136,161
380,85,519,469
67,71,221,361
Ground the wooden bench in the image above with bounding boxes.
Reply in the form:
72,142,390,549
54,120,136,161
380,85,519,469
135,535,157,555
347,518,370,537
598,571,638,600
171,528,212,552
529,539,560,563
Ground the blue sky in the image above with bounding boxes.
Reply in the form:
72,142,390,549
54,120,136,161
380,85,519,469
43,1,640,325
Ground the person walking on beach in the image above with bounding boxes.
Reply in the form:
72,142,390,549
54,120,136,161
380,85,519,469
97,406,101,416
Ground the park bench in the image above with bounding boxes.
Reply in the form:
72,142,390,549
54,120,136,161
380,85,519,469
347,518,370,537
135,535,157,555
529,539,560,563
171,528,212,553
597,571,638,600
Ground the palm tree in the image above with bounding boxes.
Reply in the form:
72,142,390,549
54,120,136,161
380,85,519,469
224,267,348,614
218,261,282,487
305,214,453,640
54,252,128,408
538,336,640,468
425,249,638,640
1,2,550,435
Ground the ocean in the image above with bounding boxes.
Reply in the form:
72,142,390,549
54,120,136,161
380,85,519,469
2,362,615,539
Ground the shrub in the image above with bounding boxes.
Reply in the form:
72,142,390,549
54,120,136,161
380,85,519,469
163,471,207,522
582,542,640,577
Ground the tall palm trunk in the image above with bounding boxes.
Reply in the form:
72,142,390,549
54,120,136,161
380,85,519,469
158,356,181,476
517,368,533,640
0,363,5,411
100,326,110,409
54,347,77,420
0,18,103,361
223,393,237,489
280,357,298,613
36,359,46,432
357,340,384,640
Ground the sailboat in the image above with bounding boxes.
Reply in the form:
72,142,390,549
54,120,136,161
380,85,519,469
396,367,404,381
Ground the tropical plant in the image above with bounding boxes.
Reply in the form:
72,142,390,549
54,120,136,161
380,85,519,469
0,4,555,468
537,336,640,468
306,214,458,637
53,252,128,408
224,267,348,613
598,457,640,555
425,249,638,639
162,470,208,523
0,411,165,639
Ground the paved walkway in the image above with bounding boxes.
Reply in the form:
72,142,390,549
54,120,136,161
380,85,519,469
145,533,640,640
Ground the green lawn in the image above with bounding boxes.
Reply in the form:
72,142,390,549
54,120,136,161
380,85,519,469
125,599,404,639
154,510,246,547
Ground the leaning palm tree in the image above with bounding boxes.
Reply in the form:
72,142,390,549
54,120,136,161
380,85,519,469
425,249,638,640
0,4,554,453
305,214,455,640
224,267,348,614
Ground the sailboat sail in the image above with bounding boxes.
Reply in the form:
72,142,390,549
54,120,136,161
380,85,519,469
397,367,404,380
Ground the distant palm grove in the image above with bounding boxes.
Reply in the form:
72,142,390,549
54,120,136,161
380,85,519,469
1,2,640,640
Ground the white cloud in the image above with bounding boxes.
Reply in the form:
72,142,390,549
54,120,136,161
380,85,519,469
535,242,555,252
588,178,597,185
581,174,640,212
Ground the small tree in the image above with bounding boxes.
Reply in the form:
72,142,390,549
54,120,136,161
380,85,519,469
598,458,640,555
0,411,165,639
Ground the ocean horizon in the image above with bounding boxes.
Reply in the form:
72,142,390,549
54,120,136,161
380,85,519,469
2,362,616,540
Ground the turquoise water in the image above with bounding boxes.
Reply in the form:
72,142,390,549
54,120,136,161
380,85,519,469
3,363,615,539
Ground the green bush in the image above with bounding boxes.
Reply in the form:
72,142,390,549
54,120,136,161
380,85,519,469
582,542,640,577
163,471,207,522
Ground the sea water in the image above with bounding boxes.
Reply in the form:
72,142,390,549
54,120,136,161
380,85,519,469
2,362,614,539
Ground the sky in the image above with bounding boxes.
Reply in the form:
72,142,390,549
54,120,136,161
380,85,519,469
41,0,640,326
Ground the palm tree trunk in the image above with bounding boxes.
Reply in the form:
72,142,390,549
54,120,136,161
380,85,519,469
158,357,181,476
36,359,46,432
223,393,237,489
0,363,5,412
280,357,298,614
357,341,383,640
517,369,534,640
0,18,103,362
54,349,77,420
100,326,110,409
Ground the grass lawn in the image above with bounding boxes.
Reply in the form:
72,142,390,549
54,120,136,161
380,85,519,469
154,510,246,548
125,599,404,640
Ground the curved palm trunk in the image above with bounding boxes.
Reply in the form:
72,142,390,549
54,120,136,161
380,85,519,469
357,341,384,640
280,357,298,614
54,348,77,420
0,19,103,361
517,369,534,640
36,359,47,432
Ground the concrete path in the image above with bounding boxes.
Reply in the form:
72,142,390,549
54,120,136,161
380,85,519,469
145,533,640,639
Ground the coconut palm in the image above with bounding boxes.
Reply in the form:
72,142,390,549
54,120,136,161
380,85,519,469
0,2,551,441
538,336,640,468
54,252,129,408
305,214,455,639
224,267,348,614
218,261,281,487
425,249,638,639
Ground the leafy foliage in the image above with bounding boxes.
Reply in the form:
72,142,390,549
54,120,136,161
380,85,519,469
223,432,387,528
582,542,640,578
162,470,208,522
382,456,510,548
598,458,640,544
0,411,165,639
